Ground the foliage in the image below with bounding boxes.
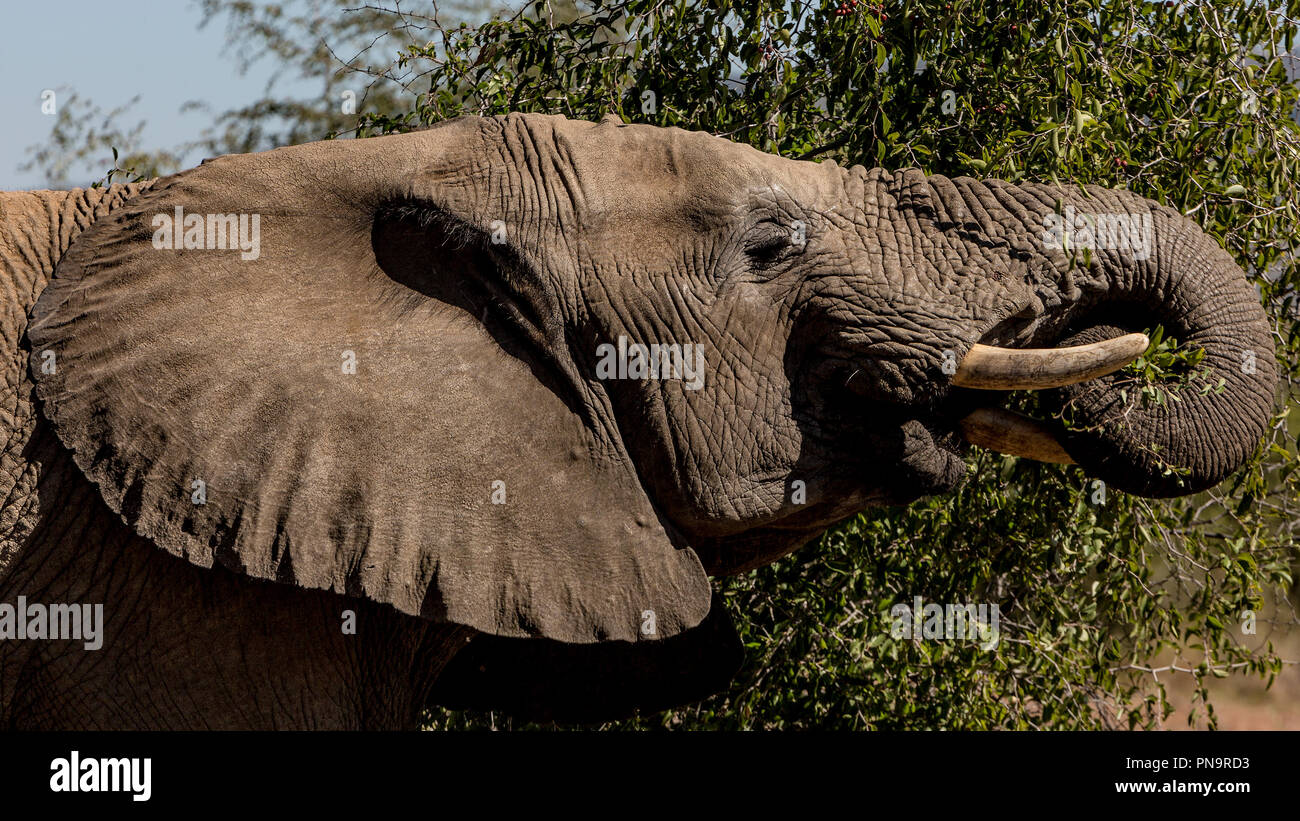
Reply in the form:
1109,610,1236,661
183,0,429,154
41,0,1300,728
1121,325,1221,409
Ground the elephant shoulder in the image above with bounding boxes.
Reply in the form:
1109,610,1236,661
0,184,152,579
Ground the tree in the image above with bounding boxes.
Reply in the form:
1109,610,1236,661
22,0,496,186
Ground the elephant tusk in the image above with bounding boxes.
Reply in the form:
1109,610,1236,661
952,332,1150,390
958,407,1075,464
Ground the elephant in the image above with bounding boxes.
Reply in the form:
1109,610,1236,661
0,112,1276,729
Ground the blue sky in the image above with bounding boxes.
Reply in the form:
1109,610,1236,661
0,1,316,189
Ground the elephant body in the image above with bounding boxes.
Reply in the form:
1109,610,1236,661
0,114,1275,728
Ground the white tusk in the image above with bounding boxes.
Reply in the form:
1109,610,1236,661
958,407,1075,464
953,332,1150,391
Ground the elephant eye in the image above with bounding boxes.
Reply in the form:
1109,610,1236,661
743,223,796,263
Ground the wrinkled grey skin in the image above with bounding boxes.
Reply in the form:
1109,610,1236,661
0,113,1275,728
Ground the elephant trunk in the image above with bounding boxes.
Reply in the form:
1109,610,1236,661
1041,202,1276,497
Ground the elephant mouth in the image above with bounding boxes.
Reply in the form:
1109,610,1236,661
946,332,1151,463
799,331,1150,496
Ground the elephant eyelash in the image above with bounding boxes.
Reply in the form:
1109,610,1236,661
743,227,794,262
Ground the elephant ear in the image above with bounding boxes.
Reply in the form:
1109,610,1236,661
27,121,711,643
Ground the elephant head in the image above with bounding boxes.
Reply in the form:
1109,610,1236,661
24,113,1275,723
